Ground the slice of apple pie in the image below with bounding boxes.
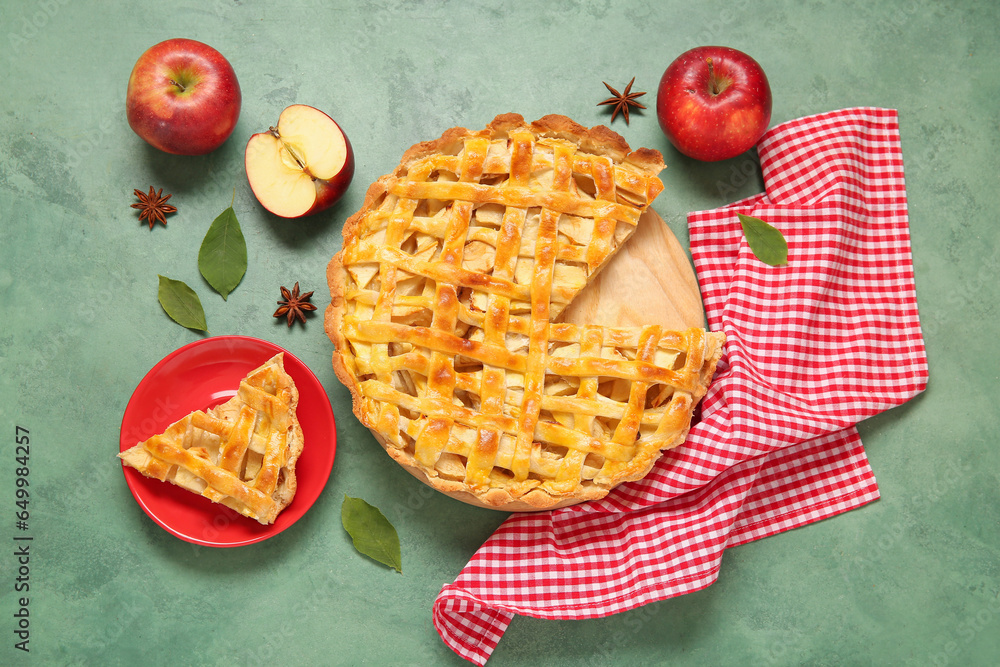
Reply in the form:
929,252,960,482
119,353,304,524
326,114,725,511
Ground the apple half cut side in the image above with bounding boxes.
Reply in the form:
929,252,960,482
245,104,354,218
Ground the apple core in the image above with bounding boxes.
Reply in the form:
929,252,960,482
245,104,354,218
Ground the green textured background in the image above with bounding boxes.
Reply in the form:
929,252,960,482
2,0,998,665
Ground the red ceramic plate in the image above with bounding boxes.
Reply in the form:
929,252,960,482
119,336,336,547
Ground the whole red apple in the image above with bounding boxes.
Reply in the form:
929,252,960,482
656,46,771,162
126,38,241,155
245,104,354,218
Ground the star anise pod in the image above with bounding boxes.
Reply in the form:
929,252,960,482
598,77,647,125
274,282,317,326
131,186,177,229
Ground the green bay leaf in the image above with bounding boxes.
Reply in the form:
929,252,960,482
738,214,789,266
341,495,402,573
198,206,247,300
157,275,208,331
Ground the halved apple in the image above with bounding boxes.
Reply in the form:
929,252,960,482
245,104,354,218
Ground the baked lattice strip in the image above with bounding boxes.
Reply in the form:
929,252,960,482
119,353,304,524
344,326,722,484
327,114,724,510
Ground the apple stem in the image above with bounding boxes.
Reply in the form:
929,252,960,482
705,58,729,96
707,59,719,95
169,78,186,93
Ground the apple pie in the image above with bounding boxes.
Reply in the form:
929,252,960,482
326,114,724,511
119,353,304,524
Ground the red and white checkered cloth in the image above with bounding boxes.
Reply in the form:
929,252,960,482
433,107,929,665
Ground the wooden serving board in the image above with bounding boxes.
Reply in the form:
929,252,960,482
561,210,706,330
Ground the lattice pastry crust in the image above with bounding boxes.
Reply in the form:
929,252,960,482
119,353,304,524
326,114,724,511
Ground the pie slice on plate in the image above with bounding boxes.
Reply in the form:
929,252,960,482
119,353,304,525
326,114,725,511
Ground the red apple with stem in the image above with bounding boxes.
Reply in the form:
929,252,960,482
126,38,241,156
245,104,354,218
656,46,772,162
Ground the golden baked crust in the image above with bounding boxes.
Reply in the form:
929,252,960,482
326,114,724,510
119,353,304,524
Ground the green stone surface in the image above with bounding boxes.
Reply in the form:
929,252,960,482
1,1,997,665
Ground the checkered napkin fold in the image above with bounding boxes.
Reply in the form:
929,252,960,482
433,107,929,665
